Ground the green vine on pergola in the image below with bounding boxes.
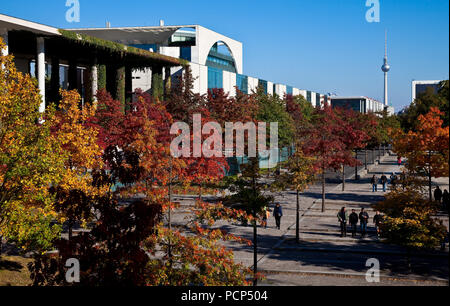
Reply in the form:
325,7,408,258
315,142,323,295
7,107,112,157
57,29,189,68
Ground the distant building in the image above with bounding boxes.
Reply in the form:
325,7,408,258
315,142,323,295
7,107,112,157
411,80,442,102
331,96,386,114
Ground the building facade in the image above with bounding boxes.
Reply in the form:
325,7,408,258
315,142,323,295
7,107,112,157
331,96,386,114
70,23,329,104
411,80,443,102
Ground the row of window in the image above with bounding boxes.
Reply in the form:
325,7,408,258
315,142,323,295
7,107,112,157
208,68,299,97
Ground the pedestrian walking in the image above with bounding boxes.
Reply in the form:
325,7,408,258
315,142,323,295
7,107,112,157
337,207,348,237
359,208,369,238
262,206,270,228
273,203,283,230
380,173,388,192
434,186,443,204
349,209,359,238
370,175,378,192
373,211,383,237
397,156,402,166
442,189,449,211
390,173,397,189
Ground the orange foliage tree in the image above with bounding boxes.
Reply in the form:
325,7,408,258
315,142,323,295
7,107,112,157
391,107,449,200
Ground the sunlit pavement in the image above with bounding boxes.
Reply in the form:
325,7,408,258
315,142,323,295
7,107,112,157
171,153,449,286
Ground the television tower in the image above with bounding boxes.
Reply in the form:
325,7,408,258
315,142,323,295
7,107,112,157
381,30,391,106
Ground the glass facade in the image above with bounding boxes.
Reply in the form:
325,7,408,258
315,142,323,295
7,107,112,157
180,47,191,61
236,74,248,94
316,93,321,107
331,99,364,112
258,79,268,94
208,67,223,90
286,86,293,95
205,42,237,73
307,91,312,102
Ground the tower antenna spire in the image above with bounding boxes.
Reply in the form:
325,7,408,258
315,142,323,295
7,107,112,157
385,29,387,59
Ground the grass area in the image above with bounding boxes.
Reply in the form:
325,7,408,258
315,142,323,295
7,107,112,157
0,255,32,286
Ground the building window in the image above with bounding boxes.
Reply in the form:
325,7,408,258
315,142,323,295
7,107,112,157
286,86,293,95
307,91,312,102
208,67,223,90
236,74,248,94
205,42,237,73
259,80,268,94
180,47,191,61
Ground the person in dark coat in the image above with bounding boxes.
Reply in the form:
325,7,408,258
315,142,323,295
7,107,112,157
380,173,388,192
359,208,369,238
434,186,443,204
337,207,348,237
370,175,378,192
373,211,383,237
442,189,449,211
349,209,359,238
273,203,283,230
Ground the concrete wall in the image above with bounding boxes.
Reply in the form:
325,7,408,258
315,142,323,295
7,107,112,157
267,81,274,95
196,25,243,74
247,76,259,94
132,68,152,93
223,70,236,97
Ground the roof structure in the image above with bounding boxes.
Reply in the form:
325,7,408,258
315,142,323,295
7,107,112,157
67,25,198,45
0,13,60,36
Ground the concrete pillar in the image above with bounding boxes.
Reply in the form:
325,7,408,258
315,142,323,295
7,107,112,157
91,63,98,104
0,28,8,56
37,37,46,113
164,66,171,97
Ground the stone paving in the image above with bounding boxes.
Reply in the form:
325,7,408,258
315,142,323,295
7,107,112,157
168,152,449,285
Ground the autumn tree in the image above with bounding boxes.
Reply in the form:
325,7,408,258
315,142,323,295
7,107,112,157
50,89,105,242
275,145,315,243
333,107,369,190
301,104,346,212
375,186,446,254
0,39,64,252
391,107,449,201
223,157,273,286
398,80,449,131
255,88,295,173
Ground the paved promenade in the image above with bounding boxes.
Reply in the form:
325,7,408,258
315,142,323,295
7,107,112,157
172,153,449,286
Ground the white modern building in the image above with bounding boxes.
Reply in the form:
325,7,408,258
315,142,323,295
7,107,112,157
70,22,329,106
331,96,387,114
411,80,443,102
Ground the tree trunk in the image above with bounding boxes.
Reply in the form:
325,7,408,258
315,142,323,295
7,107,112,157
428,150,432,202
355,149,358,180
296,189,300,243
383,144,386,156
68,218,73,242
253,219,258,286
322,169,326,213
342,166,346,191
365,149,368,170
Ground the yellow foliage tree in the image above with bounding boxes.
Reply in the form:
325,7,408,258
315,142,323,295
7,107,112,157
0,38,64,251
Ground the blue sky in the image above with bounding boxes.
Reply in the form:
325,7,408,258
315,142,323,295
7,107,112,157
1,0,448,111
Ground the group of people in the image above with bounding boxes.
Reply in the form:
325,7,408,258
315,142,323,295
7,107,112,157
434,186,450,211
370,173,391,192
337,207,383,238
262,203,283,230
